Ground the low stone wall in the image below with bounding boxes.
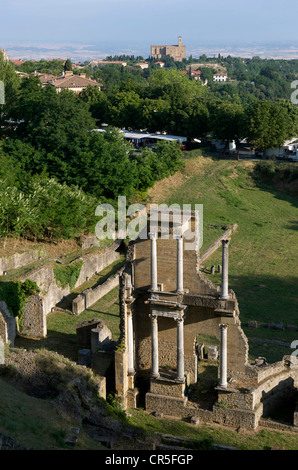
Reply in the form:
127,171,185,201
0,249,45,275
16,244,122,338
199,224,238,264
211,403,262,430
19,244,121,317
74,248,120,289
72,268,123,315
252,359,289,383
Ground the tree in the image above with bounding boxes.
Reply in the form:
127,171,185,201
64,58,73,72
146,69,206,136
209,101,244,143
108,90,143,129
79,85,110,124
200,68,213,83
243,100,297,153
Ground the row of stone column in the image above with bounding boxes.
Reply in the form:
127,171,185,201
151,313,185,383
128,310,229,388
144,234,230,386
151,234,230,300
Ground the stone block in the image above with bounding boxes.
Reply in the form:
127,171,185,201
21,295,46,338
76,319,102,348
0,302,17,346
78,349,91,367
150,375,185,398
64,427,80,447
190,416,200,426
207,345,218,361
247,321,259,328
91,323,112,353
266,322,284,330
286,324,297,331
72,295,85,315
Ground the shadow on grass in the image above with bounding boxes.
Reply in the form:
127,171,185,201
227,273,298,363
15,329,78,362
251,162,298,209
85,308,119,318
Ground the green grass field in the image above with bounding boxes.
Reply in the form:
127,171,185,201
128,408,298,450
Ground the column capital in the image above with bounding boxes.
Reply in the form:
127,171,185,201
150,312,158,320
173,233,184,240
149,231,158,240
219,323,228,330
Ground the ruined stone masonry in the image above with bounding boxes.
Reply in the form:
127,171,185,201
0,242,121,341
115,212,298,431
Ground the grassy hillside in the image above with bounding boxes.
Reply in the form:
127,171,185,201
147,154,298,363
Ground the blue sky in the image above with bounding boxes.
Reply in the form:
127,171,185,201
1,0,298,56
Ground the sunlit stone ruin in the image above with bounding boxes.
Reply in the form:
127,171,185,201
114,209,298,430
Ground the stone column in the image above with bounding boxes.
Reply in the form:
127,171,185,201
176,317,185,382
127,312,134,375
219,324,228,389
220,240,229,300
150,232,158,292
151,313,159,378
176,236,184,294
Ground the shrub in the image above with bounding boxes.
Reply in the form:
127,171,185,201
54,260,83,290
0,279,40,330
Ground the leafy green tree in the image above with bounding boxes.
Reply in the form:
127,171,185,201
73,127,138,198
141,98,170,132
243,100,297,153
146,69,206,136
108,90,144,129
200,68,213,83
209,101,244,143
79,85,110,124
64,58,73,72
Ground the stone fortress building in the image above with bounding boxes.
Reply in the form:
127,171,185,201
114,209,298,431
150,36,186,62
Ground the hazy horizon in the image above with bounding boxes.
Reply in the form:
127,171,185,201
1,0,298,61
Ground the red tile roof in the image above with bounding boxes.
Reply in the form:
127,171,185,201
49,74,102,89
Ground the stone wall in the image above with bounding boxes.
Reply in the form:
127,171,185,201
76,319,104,349
74,248,120,289
72,268,123,315
0,249,45,275
133,237,219,295
18,245,122,337
20,263,70,320
0,301,17,346
21,294,46,338
91,350,115,393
